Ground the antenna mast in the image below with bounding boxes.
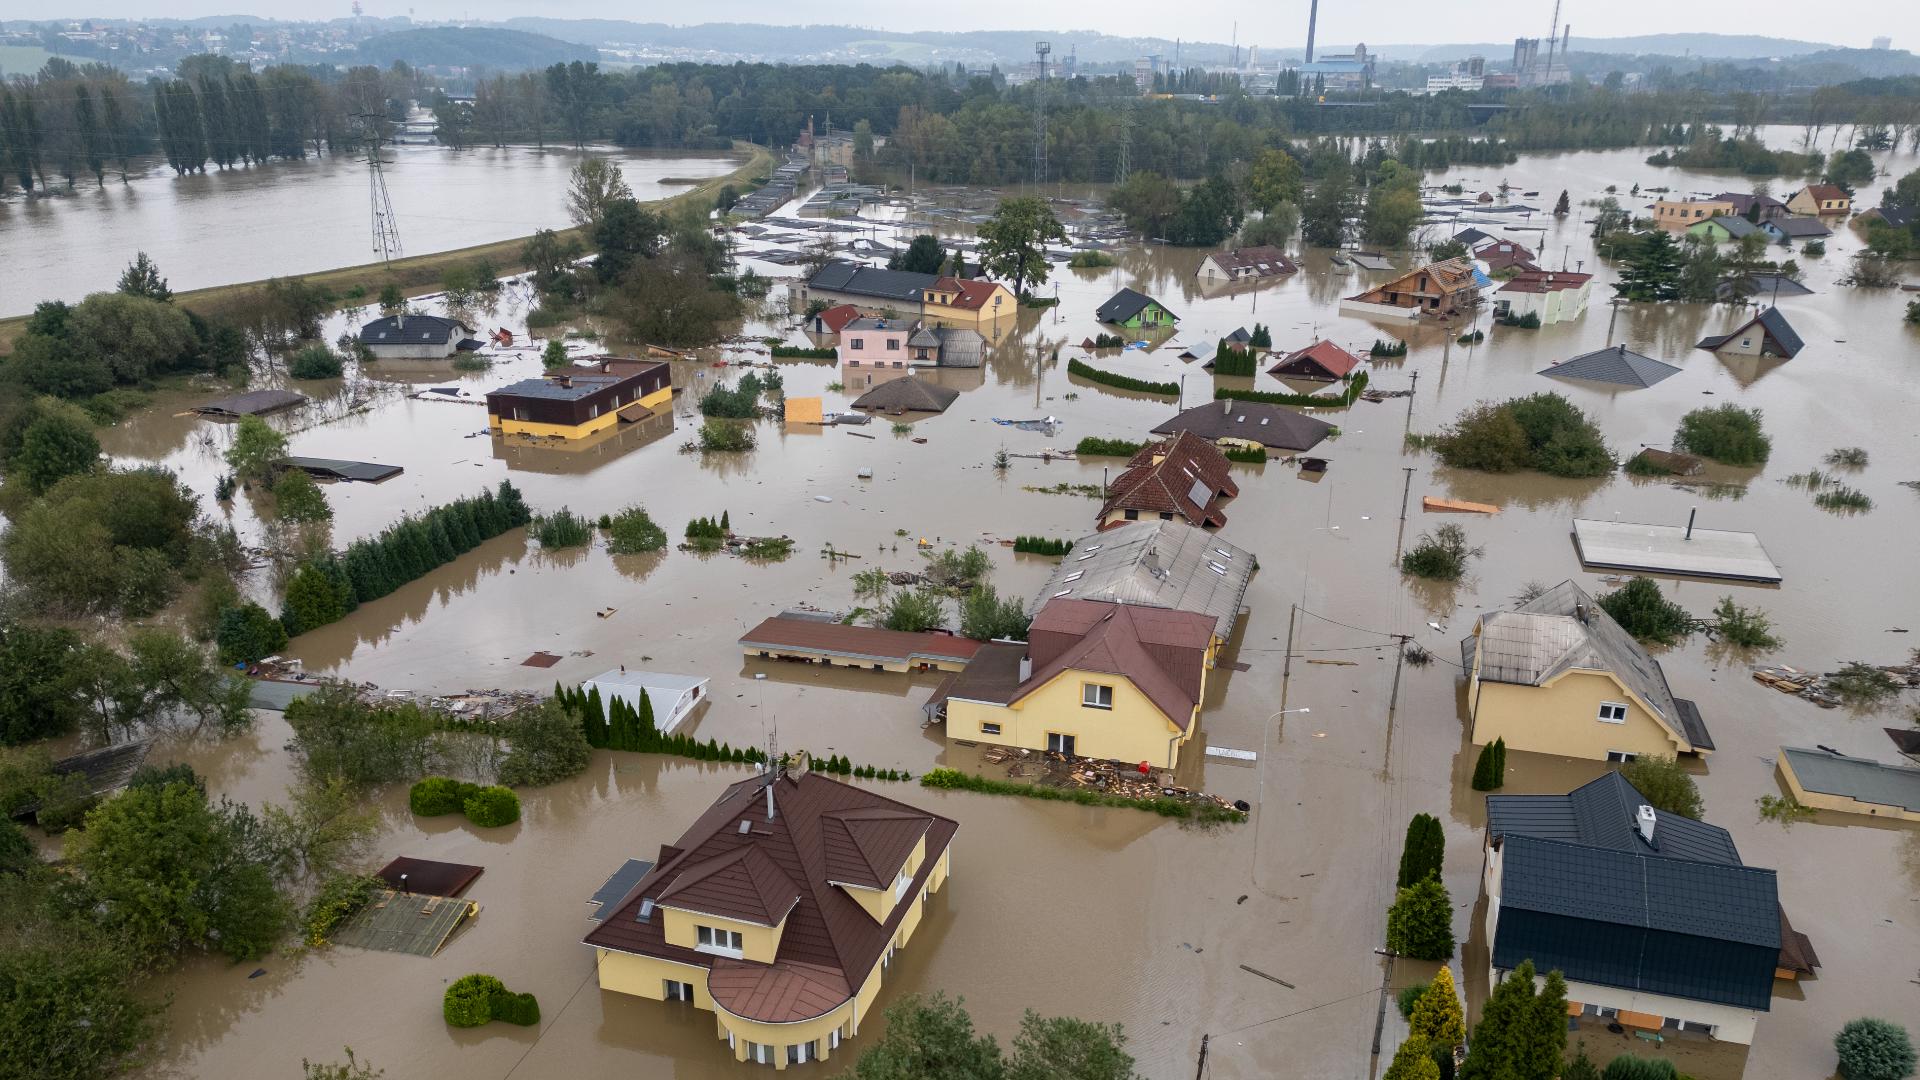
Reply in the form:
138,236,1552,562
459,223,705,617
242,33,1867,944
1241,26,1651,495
355,112,402,264
1032,41,1051,186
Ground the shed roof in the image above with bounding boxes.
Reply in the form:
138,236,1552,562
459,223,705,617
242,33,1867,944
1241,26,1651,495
1150,400,1333,453
374,856,485,897
358,314,472,345
280,456,405,483
1538,344,1682,388
1779,746,1920,813
739,616,982,665
192,389,309,417
1031,520,1254,642
850,376,961,414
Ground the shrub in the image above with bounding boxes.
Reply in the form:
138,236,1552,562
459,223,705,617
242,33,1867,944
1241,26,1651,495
1600,1055,1678,1080
1430,393,1611,477
1826,446,1869,468
1803,239,1826,257
1223,446,1267,464
1396,982,1429,1020
463,786,520,827
1216,370,1370,409
742,536,794,561
1067,358,1178,396
1456,329,1484,344
1091,333,1126,348
289,345,344,380
409,776,478,816
1470,741,1502,791
701,371,767,418
918,768,1244,823
770,345,837,359
1400,524,1482,581
1834,1019,1915,1080
1618,755,1704,819
302,872,382,948
1815,485,1873,512
1624,451,1673,477
604,506,667,554
879,587,946,633
1385,877,1455,960
1370,338,1408,357
1827,662,1902,706
1598,577,1693,644
532,508,593,548
1711,597,1781,649
492,990,541,1026
444,974,507,1028
1673,404,1771,466
1012,536,1073,556
1757,792,1816,826
1068,250,1117,268
1074,436,1145,457
698,419,756,452
216,602,290,664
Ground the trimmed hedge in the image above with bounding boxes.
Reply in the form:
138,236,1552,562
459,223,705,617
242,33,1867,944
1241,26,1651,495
1215,369,1368,409
445,974,538,1028
1223,446,1268,464
771,345,837,359
1067,358,1178,396
409,776,480,816
919,768,1245,823
1074,436,1145,457
1012,535,1073,555
463,786,521,827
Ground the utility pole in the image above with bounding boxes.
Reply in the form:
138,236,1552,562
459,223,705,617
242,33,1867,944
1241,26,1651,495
1392,467,1415,563
1404,369,1419,430
1194,1033,1210,1080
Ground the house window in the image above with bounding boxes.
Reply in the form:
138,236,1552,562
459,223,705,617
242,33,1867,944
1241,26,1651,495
589,404,600,419
1597,702,1629,724
664,979,694,1002
1606,750,1637,763
788,1043,813,1065
981,722,1002,736
746,1041,774,1064
1082,684,1113,710
696,926,744,955
893,868,911,902
1123,509,1140,520
1740,338,1751,347
886,339,899,350
1047,732,1077,756
850,338,864,349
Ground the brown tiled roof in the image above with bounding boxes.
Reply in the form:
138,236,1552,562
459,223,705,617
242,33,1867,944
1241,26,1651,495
1268,339,1361,379
1476,241,1537,272
582,772,959,1024
657,845,803,927
932,276,1005,311
1098,430,1238,527
1017,600,1214,730
1207,246,1298,277
936,641,1028,706
817,304,863,333
739,616,983,665
851,376,961,414
1497,270,1593,294
1800,183,1848,203
1776,906,1820,976
820,808,933,890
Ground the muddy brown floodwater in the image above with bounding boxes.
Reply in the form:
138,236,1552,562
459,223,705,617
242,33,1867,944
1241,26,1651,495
72,125,1920,1079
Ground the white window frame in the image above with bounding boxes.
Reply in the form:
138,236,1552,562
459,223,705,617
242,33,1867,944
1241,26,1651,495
1047,732,1077,756
893,869,911,903
696,925,745,957
664,979,694,1002
1606,750,1637,764
981,722,1002,736
1082,684,1113,710
1597,701,1629,724
788,1042,813,1064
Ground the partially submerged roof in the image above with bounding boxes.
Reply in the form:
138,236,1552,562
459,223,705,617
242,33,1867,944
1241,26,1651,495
1488,771,1739,864
807,260,937,302
280,456,404,483
1098,431,1238,528
486,373,628,402
1779,747,1920,814
12,739,152,818
1767,216,1830,238
784,396,825,424
1268,339,1361,379
1695,307,1804,358
1699,214,1759,239
587,859,655,920
582,669,710,698
1497,269,1591,294
739,616,982,666
333,889,478,956
850,376,961,414
1205,246,1297,277
1150,400,1334,453
1015,600,1216,728
1095,287,1175,324
357,314,471,345
375,856,485,897
193,389,309,417
1463,580,1712,752
1032,521,1252,642
1570,517,1782,585
1538,344,1682,388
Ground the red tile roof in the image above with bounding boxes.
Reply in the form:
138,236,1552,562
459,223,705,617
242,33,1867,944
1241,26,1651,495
739,617,983,665
1477,241,1538,273
1098,430,1239,527
1018,600,1215,729
582,771,959,1024
1268,339,1361,379
1800,183,1848,203
1496,270,1593,294
816,304,864,334
931,276,1005,311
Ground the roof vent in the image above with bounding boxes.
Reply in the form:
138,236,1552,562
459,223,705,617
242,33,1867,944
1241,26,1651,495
739,819,752,834
637,898,655,922
1635,804,1657,845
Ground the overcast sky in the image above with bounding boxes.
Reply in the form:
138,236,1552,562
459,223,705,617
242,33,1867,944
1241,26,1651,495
66,2,1910,51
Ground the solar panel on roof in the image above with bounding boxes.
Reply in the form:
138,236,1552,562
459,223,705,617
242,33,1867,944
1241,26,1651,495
1187,478,1211,507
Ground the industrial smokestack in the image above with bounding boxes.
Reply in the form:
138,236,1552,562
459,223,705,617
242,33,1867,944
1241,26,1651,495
1305,0,1320,64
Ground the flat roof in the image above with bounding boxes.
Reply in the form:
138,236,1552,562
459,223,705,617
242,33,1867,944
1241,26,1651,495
1780,747,1920,813
1570,518,1782,583
375,856,484,897
740,616,983,665
282,456,404,483
332,889,478,956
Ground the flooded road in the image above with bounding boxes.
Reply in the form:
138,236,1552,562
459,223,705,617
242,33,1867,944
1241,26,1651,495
83,128,1920,1079
0,145,741,316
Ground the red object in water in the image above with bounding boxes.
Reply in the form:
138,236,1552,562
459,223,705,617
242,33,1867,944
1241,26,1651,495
1138,760,1151,775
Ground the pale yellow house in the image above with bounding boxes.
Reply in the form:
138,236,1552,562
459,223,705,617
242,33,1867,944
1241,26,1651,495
1652,198,1736,229
1785,184,1851,216
1776,746,1920,821
920,275,1016,327
1461,580,1714,762
936,599,1217,769
582,767,957,1068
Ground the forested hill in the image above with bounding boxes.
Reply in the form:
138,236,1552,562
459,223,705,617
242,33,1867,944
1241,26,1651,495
356,27,597,71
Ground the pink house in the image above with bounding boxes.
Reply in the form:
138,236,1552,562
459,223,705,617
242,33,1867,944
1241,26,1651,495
840,317,912,370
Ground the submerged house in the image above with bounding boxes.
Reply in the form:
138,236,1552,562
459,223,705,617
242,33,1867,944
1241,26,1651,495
582,767,957,1068
581,669,711,735
1461,580,1715,761
1493,270,1593,325
1785,184,1851,216
1197,246,1298,286
1150,399,1334,454
1266,339,1362,382
357,314,478,359
1097,431,1238,529
1095,287,1179,329
1760,216,1830,245
1482,771,1805,1045
1687,215,1760,243
920,276,1015,327
485,360,672,440
839,318,911,369
1695,307,1804,360
1775,746,1920,821
1339,258,1479,320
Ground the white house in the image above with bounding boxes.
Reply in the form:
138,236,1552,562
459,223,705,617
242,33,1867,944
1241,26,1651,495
357,314,476,359
581,670,711,734
1491,270,1592,325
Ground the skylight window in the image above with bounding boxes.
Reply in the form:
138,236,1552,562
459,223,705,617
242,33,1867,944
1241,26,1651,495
1213,548,1233,560
1063,571,1084,582
1206,561,1229,575
1052,589,1073,598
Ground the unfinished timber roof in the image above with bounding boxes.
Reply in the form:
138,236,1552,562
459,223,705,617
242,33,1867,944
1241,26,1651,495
582,771,957,1025
1462,579,1713,752
1031,520,1253,643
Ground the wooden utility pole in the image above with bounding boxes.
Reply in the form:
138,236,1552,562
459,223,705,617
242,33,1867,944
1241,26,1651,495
1392,467,1416,563
1194,1033,1210,1080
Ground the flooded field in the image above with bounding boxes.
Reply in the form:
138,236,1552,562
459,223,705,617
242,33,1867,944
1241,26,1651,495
0,145,742,317
66,129,1920,1078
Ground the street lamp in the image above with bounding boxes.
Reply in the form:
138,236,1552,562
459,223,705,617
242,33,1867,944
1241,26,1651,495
1252,706,1311,889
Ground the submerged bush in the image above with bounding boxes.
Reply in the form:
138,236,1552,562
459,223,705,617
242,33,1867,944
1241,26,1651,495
1400,524,1482,581
288,345,344,380
1598,577,1694,644
1673,404,1771,466
462,785,520,827
444,974,507,1027
604,506,668,554
1711,597,1782,650
1429,393,1611,478
532,508,593,548
409,776,479,817
697,419,756,452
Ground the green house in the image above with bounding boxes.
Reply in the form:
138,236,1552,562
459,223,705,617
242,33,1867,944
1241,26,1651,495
1687,215,1759,244
1095,287,1179,329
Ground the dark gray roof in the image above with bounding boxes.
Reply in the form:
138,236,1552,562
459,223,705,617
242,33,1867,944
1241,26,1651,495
1494,833,1780,1010
1699,215,1759,238
1488,771,1740,865
193,389,309,417
281,456,404,483
1538,344,1682,389
358,314,470,345
1715,273,1814,301
486,374,625,402
1463,580,1710,752
1871,205,1916,229
850,376,960,413
1150,401,1333,452
1095,287,1172,324
808,260,936,302
1695,307,1804,358
1780,747,1920,812
587,858,656,920
1766,216,1830,238
1452,227,1495,246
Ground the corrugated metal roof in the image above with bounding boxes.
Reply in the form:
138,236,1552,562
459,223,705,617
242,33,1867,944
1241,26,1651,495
1780,746,1920,812
1030,521,1253,642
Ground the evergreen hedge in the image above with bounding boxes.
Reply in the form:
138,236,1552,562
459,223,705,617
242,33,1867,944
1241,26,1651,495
1067,358,1179,396
1074,436,1145,457
443,974,539,1028
919,767,1245,823
1215,370,1368,409
409,776,479,816
1012,536,1073,556
1211,341,1257,376
770,345,838,359
1223,446,1268,464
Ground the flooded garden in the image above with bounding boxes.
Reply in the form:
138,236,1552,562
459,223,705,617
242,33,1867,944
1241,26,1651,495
19,125,1920,1078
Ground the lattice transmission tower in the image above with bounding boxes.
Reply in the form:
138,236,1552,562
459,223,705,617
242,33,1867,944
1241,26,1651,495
356,113,402,264
1031,41,1051,186
1114,97,1132,185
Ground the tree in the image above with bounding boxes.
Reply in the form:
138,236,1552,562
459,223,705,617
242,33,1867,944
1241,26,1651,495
496,699,592,787
1384,1037,1441,1080
1613,230,1684,301
284,685,439,787
116,251,172,302
542,339,570,369
1397,813,1446,888
1618,755,1704,820
225,415,288,485
1553,190,1571,216
215,602,289,665
1363,162,1425,248
1598,576,1694,645
565,157,633,227
880,587,946,633
1385,877,1454,961
1301,161,1356,248
1247,148,1305,213
1409,966,1465,1052
960,584,1032,642
605,506,667,554
1673,404,1770,466
591,198,666,283
1236,203,1298,248
272,469,332,523
895,234,947,275
1401,524,1482,581
1167,175,1243,246
1460,960,1545,1080
9,405,99,494
851,993,1005,1080
1007,1011,1140,1080
1824,148,1877,194
1109,172,1182,238
1,468,210,617
977,197,1065,299
852,118,875,159
0,622,91,744
1470,742,1502,791
260,778,378,881
0,930,157,1080
1834,1018,1916,1080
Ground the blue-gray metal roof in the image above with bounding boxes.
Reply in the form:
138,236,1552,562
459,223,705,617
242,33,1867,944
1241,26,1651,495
1539,344,1682,389
1702,215,1759,238
1780,746,1920,812
1489,771,1740,865
486,374,624,402
808,261,937,302
1096,287,1171,324
1695,306,1804,358
358,314,470,345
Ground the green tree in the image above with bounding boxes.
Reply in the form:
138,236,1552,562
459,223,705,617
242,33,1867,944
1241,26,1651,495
852,118,875,159
285,686,439,788
960,583,1032,642
0,622,91,744
9,404,100,494
1597,577,1694,645
977,197,1066,299
1617,755,1704,819
592,198,666,283
215,602,289,665
565,157,633,227
225,415,288,485
1363,162,1425,247
1835,1018,1916,1080
1397,812,1445,888
1247,148,1304,213
1236,203,1298,247
1459,960,1537,1080
261,778,378,881
1613,230,1684,301
1824,148,1877,194
1384,1037,1441,1080
851,993,1005,1080
895,234,947,274
1554,190,1571,216
272,469,332,523
496,699,592,787
1167,175,1244,246
880,587,946,633
1385,877,1454,961
116,251,172,302
1301,161,1356,248
0,928,157,1080
1673,404,1770,466
1410,966,1466,1051
542,339,569,369
1108,172,1182,238
1007,1011,1139,1080
1470,742,1501,791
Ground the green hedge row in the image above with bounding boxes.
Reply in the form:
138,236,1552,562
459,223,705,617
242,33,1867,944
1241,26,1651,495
1215,370,1369,409
1012,535,1074,555
1223,446,1268,464
1074,436,1144,457
1211,341,1257,376
919,768,1245,823
1068,358,1178,396
771,345,837,359
408,777,521,827
557,683,768,763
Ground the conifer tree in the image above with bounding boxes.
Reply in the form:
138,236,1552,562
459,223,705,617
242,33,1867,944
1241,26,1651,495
1492,738,1507,783
637,689,656,738
1384,1037,1440,1080
1471,743,1499,791
1410,966,1465,1053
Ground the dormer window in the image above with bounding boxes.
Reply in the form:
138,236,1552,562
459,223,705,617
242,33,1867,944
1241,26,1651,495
696,925,745,957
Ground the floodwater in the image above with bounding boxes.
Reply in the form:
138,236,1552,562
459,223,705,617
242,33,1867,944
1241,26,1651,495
0,145,743,317
62,126,1920,1078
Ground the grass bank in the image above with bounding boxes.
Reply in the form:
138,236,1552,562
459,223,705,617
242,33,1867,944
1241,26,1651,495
0,142,774,349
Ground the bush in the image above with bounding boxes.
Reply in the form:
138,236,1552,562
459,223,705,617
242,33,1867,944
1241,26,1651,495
770,345,837,359
1673,404,1771,466
1827,662,1902,706
697,418,756,452
1815,485,1873,512
1215,369,1369,409
1803,239,1827,257
880,587,946,633
532,508,593,548
1600,1055,1679,1080
1091,333,1126,348
604,506,667,554
272,469,333,523
1711,596,1782,649
1618,755,1704,819
462,785,520,827
1400,524,1482,581
409,776,479,816
1067,358,1178,396
1211,341,1257,376
1396,812,1445,888
1497,310,1542,329
492,989,541,1026
1370,338,1408,357
1598,577,1693,644
1224,446,1267,464
919,768,1245,823
444,974,507,1028
701,371,768,418
1397,982,1429,1020
1430,393,1611,477
1068,250,1117,268
1012,536,1073,556
216,602,290,664
1826,446,1869,468
1834,1019,1915,1080
1074,436,1145,457
1470,740,1504,791
288,345,344,380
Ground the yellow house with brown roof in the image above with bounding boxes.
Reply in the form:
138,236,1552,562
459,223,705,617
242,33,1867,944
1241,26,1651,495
920,275,1016,327
582,768,956,1069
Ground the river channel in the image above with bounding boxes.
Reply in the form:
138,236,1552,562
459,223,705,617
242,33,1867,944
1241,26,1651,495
0,144,743,317
26,127,1920,1079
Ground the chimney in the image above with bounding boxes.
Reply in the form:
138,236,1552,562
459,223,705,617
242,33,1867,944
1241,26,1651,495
1018,654,1033,682
765,781,777,821
1635,804,1657,845
558,374,572,389
1574,603,1589,624
1223,397,1232,416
